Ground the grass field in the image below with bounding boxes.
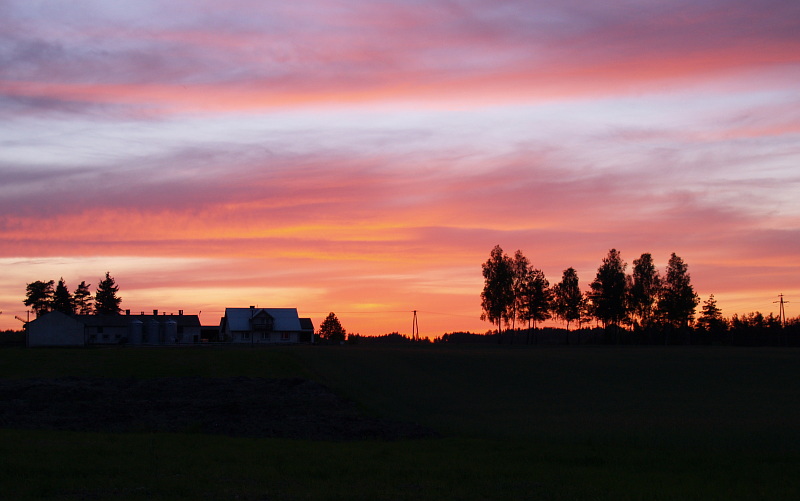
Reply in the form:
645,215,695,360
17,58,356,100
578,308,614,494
2,344,799,500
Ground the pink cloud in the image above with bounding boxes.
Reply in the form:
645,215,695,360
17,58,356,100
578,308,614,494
1,0,799,333
3,1,797,114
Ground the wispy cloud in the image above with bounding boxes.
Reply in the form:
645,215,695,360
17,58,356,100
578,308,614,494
1,0,798,332
3,1,798,113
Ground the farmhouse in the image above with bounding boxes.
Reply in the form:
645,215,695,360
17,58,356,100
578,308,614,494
28,310,202,347
219,307,314,344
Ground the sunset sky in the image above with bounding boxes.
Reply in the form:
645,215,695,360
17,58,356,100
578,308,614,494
2,0,799,336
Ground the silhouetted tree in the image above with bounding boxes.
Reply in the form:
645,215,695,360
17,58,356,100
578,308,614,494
510,250,530,331
73,281,93,315
94,272,122,315
731,312,764,330
23,280,55,318
52,278,75,315
580,291,596,327
628,253,661,329
697,294,726,333
519,267,552,330
318,312,346,343
552,267,583,331
657,253,699,329
589,249,629,331
480,245,514,334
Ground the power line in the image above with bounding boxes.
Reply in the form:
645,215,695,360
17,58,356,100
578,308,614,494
303,310,412,315
416,310,477,319
304,309,477,319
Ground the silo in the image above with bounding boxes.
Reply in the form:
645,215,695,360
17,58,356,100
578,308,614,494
164,319,178,345
128,319,143,345
146,318,161,345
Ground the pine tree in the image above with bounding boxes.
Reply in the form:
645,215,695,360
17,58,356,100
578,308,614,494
318,312,346,343
23,280,55,318
94,272,122,315
697,294,726,333
52,278,75,315
73,281,93,315
658,253,699,328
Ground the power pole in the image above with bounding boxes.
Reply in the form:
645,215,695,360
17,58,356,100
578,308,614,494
774,294,790,328
412,310,419,341
15,310,31,325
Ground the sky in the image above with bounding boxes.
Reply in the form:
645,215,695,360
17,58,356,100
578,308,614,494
1,0,799,336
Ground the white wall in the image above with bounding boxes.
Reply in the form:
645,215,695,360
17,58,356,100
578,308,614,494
28,312,84,347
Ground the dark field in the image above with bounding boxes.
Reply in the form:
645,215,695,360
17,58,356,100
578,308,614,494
1,344,799,499
0,377,435,441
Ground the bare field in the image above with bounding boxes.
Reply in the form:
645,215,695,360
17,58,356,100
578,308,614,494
2,344,800,500
0,376,435,441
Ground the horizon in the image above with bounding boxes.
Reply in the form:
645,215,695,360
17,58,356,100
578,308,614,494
1,1,798,336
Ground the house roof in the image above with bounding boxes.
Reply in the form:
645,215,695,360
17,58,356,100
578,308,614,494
127,314,201,327
299,318,314,331
224,308,302,332
74,313,201,327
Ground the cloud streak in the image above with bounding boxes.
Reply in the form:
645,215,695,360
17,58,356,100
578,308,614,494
2,0,798,114
1,0,798,333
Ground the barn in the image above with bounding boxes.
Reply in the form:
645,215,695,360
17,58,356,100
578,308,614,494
27,310,202,347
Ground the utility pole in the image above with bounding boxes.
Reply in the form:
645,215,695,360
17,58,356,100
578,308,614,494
412,310,419,341
774,294,790,328
15,310,31,325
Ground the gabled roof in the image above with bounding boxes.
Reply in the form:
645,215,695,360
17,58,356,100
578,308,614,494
299,318,314,331
224,308,302,332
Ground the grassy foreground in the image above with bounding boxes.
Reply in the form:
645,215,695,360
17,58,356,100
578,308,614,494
2,345,800,500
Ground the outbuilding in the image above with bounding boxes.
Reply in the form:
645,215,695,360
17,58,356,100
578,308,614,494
27,310,202,347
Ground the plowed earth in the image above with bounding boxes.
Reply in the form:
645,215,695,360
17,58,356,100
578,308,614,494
0,377,436,441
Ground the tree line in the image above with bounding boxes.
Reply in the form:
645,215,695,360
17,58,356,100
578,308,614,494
481,245,701,337
23,272,122,318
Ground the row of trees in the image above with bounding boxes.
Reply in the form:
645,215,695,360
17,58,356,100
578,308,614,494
481,246,700,334
23,272,122,318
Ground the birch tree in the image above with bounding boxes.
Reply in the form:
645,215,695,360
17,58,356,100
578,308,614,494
480,245,514,334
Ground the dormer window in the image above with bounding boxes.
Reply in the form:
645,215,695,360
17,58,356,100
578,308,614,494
250,311,274,331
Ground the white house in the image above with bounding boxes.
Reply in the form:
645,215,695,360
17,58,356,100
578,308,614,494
27,310,202,347
220,307,313,344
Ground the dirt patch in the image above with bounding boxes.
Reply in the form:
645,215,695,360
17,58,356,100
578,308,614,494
0,377,437,441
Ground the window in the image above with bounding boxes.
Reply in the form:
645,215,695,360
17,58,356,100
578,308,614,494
242,332,250,340
281,332,290,341
250,313,274,331
261,332,269,340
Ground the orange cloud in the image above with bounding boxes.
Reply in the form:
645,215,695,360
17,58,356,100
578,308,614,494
2,0,799,333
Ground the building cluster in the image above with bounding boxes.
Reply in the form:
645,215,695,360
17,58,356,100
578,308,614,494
27,306,314,347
